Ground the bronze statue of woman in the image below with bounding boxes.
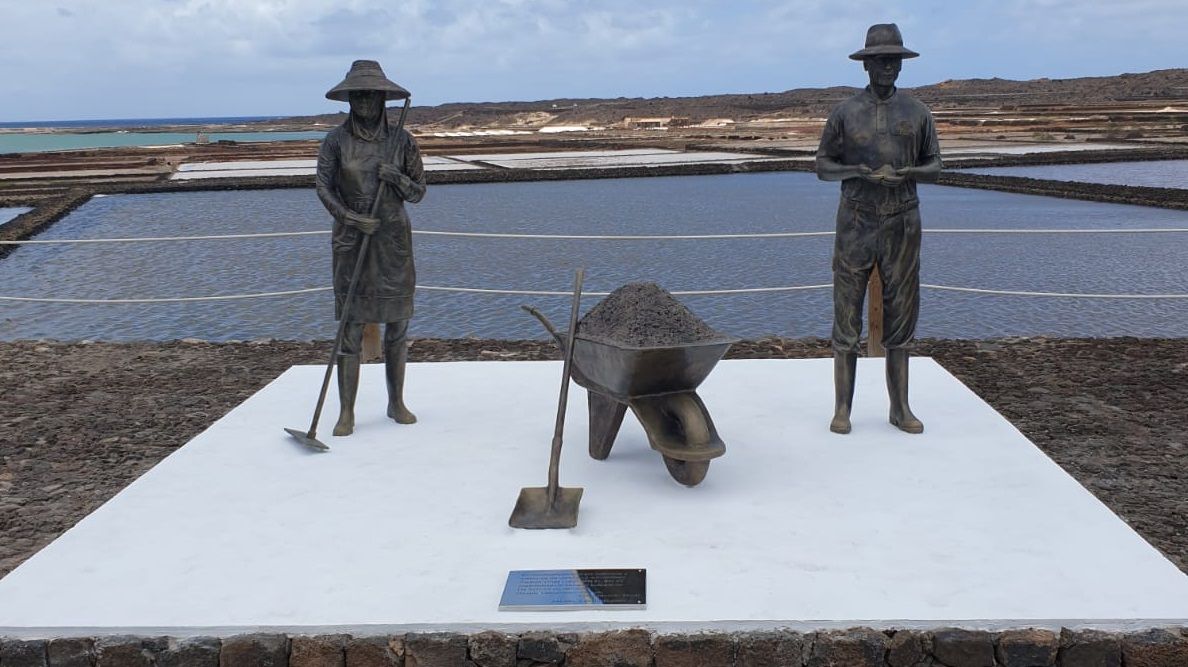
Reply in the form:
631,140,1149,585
315,60,425,436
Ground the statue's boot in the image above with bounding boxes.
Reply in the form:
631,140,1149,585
385,337,417,424
887,348,923,434
333,354,360,436
830,351,857,434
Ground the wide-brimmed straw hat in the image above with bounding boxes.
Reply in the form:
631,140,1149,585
849,23,919,60
325,60,410,101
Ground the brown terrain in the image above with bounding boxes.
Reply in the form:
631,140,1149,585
274,67,1188,134
2,68,1187,205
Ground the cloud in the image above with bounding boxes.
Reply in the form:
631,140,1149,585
0,0,1183,120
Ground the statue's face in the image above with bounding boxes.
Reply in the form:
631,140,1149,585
864,55,902,88
348,90,385,121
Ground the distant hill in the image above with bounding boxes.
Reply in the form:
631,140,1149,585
274,68,1188,130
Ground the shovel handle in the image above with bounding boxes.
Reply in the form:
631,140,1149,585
547,269,584,503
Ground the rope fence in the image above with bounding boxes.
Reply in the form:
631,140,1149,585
5,227,1188,244
3,282,1188,304
3,225,1188,302
921,285,1188,299
0,231,328,244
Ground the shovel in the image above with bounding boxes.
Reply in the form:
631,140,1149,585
285,97,412,452
509,268,586,529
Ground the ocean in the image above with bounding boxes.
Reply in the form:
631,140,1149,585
0,116,326,154
0,116,284,129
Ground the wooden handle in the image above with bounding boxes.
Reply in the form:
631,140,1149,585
547,268,585,502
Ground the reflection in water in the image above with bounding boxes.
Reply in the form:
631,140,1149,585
2,173,1188,341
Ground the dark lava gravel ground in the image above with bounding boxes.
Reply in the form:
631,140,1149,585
0,337,1185,579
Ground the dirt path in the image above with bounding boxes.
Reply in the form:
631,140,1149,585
1,337,1185,578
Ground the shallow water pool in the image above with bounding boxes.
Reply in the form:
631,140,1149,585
2,173,1187,341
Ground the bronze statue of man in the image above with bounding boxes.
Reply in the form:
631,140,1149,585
815,24,942,435
315,60,425,436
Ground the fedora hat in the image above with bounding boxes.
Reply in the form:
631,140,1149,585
849,23,919,60
325,60,410,102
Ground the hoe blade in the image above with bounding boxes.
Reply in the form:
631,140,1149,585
284,427,330,452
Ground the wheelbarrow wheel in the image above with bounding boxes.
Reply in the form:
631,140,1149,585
662,455,710,487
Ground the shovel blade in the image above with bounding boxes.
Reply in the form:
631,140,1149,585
509,486,583,529
284,427,330,452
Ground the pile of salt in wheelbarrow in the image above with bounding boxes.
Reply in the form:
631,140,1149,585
526,282,738,486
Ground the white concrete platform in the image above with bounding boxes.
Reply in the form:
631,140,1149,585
2,358,1187,637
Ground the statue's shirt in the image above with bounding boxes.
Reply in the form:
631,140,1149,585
817,86,940,214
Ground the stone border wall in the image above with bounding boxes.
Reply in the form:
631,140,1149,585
0,189,92,259
0,161,810,254
4,156,1188,261
2,627,1187,667
99,159,817,192
940,145,1188,169
935,172,1188,211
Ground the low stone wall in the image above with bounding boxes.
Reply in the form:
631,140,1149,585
2,627,1187,667
936,172,1188,211
943,145,1188,169
4,153,1188,256
0,161,813,253
94,158,816,193
0,189,92,259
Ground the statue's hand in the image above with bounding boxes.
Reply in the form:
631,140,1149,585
378,163,405,185
873,165,905,187
344,211,380,235
379,163,415,198
857,164,882,184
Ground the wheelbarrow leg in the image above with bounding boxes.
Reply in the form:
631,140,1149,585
588,390,627,460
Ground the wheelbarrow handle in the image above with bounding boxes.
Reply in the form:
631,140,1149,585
521,304,564,344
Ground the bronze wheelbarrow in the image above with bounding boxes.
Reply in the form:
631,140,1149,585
524,306,738,486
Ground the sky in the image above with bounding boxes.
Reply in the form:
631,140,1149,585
0,0,1184,122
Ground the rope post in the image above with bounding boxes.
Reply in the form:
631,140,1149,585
362,323,382,363
867,266,885,358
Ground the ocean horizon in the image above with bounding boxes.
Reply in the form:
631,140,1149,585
0,116,286,130
0,115,330,153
